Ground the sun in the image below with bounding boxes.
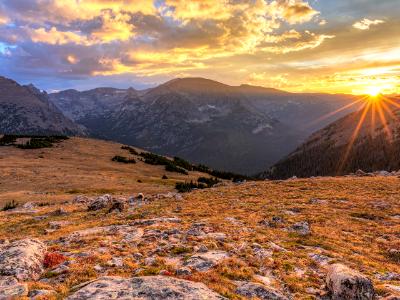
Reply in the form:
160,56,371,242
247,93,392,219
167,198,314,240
365,86,382,97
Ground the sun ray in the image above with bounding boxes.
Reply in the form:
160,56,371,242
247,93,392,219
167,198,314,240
306,97,365,128
376,101,393,141
337,101,371,174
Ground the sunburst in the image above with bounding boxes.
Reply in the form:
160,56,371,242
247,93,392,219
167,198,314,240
309,91,399,175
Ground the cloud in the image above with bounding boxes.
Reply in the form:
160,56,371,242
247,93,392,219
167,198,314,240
29,27,91,45
353,18,385,30
271,0,319,24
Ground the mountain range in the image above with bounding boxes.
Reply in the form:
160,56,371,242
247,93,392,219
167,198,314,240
0,76,85,136
48,77,361,174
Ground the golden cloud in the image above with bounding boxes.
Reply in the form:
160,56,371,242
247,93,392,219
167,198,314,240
30,27,91,45
353,18,385,30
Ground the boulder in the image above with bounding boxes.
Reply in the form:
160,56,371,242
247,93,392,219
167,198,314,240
0,238,46,281
108,199,125,213
66,276,226,299
236,281,288,300
0,276,28,298
87,194,112,211
184,251,229,272
326,263,375,300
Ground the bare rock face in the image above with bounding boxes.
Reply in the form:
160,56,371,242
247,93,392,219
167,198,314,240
236,281,288,300
0,276,28,298
326,264,375,300
184,251,229,272
0,238,46,281
66,276,227,299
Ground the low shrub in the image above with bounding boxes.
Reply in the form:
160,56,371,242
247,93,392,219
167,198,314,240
121,145,138,155
2,200,18,211
112,155,136,164
165,163,188,175
43,252,66,268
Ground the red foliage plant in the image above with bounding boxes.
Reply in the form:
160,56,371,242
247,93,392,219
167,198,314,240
43,252,66,268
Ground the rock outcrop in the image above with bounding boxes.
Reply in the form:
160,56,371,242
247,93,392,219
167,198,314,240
0,276,28,298
66,276,227,299
0,238,46,281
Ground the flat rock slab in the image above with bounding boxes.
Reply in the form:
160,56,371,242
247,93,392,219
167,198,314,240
184,251,229,272
0,238,46,281
236,281,288,300
66,276,227,299
66,225,143,243
0,276,28,298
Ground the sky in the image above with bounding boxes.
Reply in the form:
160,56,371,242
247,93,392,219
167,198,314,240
0,0,399,94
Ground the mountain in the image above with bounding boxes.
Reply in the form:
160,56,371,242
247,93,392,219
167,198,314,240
263,95,400,179
50,77,362,174
0,76,85,135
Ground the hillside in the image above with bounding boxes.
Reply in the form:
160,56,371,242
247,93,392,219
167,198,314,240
0,76,85,136
1,163,400,298
49,77,362,174
0,136,228,206
263,95,400,179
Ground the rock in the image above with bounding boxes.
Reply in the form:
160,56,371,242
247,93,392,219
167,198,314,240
129,193,145,206
65,225,143,243
196,244,209,253
73,195,91,204
176,267,192,276
131,217,181,226
87,194,113,211
268,242,287,252
184,251,229,272
326,263,375,300
28,289,57,299
22,202,36,209
108,199,125,213
309,253,333,266
0,276,28,298
289,221,311,236
49,221,70,229
355,169,368,177
107,257,124,267
0,238,46,281
66,276,226,299
259,216,284,228
144,257,157,266
207,232,227,242
50,208,68,216
376,272,400,281
236,281,288,300
51,264,70,275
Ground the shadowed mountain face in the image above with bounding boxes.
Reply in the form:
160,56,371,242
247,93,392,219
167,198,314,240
0,76,85,136
50,78,361,174
264,96,400,179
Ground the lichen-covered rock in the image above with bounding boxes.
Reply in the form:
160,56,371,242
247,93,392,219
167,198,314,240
87,194,112,211
0,276,28,298
66,276,227,299
236,281,288,300
326,263,375,300
0,238,46,281
184,251,229,272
